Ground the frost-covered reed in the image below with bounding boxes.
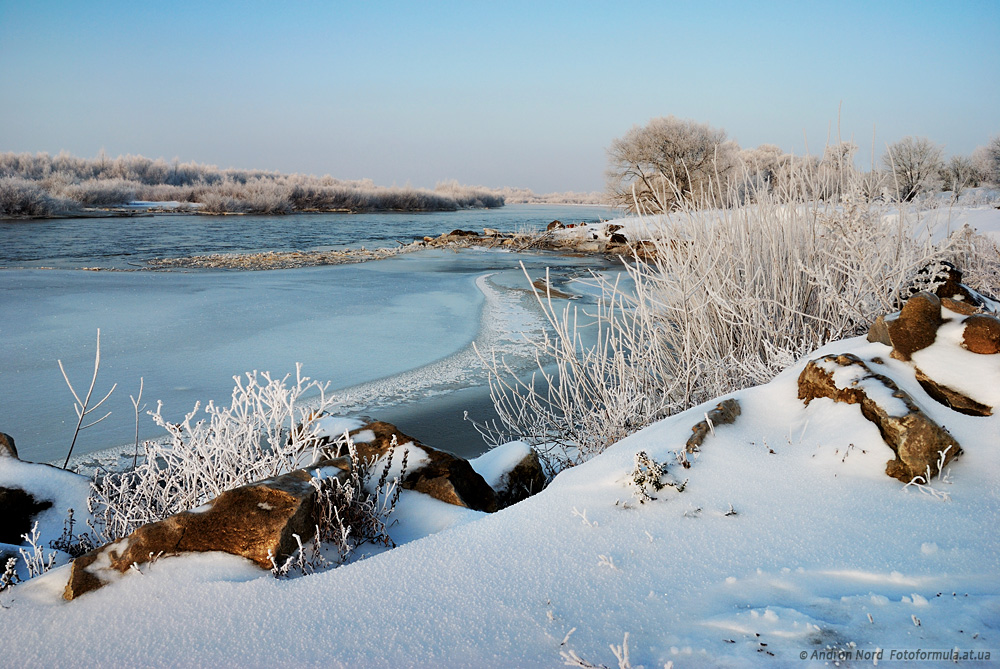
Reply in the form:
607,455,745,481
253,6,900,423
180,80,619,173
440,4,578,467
481,174,1000,470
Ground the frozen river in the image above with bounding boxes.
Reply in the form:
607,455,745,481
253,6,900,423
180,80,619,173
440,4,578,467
0,205,618,463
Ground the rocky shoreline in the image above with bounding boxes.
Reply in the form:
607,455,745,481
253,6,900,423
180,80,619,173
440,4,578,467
142,221,641,271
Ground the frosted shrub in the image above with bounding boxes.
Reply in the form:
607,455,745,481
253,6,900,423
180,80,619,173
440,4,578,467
88,365,337,543
482,174,992,470
268,435,408,578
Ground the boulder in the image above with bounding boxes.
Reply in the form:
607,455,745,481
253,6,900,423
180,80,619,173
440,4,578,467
0,487,53,544
495,450,546,507
914,368,992,417
447,229,479,237
64,459,352,600
608,233,628,246
470,442,547,508
546,220,564,231
962,314,1000,354
326,421,498,513
866,314,892,346
887,292,942,361
0,432,16,459
798,353,961,482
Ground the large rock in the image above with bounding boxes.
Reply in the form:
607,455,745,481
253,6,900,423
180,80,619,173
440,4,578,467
327,421,498,513
963,314,1000,354
915,368,992,417
887,292,943,361
798,354,961,482
64,459,351,600
470,442,547,508
0,432,17,459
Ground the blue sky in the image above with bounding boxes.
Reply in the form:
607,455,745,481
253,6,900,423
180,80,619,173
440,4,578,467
1,0,997,192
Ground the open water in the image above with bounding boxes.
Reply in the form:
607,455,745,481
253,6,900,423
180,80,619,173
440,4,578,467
0,204,619,463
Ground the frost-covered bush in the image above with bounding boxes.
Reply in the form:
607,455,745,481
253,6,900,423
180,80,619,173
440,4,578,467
0,176,68,217
482,173,996,469
58,178,139,206
87,365,337,543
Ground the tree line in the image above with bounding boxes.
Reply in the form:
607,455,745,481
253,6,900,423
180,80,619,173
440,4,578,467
0,152,506,218
605,116,1000,213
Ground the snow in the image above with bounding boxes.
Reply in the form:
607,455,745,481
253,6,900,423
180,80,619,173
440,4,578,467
0,457,92,544
2,333,997,667
314,416,365,441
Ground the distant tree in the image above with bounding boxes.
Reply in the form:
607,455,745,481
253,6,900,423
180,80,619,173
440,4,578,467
881,137,944,201
971,136,1000,185
606,116,739,212
941,155,978,195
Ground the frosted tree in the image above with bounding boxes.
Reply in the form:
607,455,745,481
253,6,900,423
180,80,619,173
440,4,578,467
882,136,944,201
605,116,739,212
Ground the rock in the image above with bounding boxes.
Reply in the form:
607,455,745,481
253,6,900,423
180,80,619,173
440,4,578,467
914,368,992,417
328,422,498,513
0,487,53,544
0,432,16,459
483,228,500,237
546,220,564,231
605,223,624,235
941,297,979,316
629,240,659,261
608,233,628,246
798,353,961,482
962,314,1000,354
64,459,352,600
898,261,985,308
448,229,479,237
470,443,547,508
887,292,943,361
866,314,892,346
685,399,741,455
495,450,546,507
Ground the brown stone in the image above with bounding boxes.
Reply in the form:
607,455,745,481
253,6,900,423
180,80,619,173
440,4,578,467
494,450,547,508
941,297,979,316
64,459,351,600
798,354,961,482
546,220,564,231
887,292,943,361
866,315,892,346
685,399,742,454
330,422,498,513
915,368,992,417
0,432,16,459
962,314,1000,354
609,233,628,245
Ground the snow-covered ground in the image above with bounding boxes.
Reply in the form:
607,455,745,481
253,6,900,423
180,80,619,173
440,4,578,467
3,329,997,667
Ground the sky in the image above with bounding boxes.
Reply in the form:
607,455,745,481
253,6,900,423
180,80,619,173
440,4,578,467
1,0,998,193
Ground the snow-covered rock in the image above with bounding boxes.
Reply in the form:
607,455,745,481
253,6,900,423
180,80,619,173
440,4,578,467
321,420,499,512
798,353,961,482
470,441,547,507
64,459,352,600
